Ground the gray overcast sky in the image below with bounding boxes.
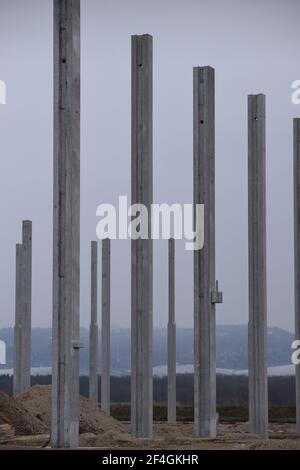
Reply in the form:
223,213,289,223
0,0,299,330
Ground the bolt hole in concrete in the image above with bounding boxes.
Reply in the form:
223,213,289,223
138,63,143,68
254,117,258,121
200,120,204,124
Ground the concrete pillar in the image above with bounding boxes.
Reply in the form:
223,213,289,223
101,239,111,414
131,34,153,438
89,241,98,403
294,118,300,433
52,0,81,448
22,220,32,392
13,243,24,396
248,94,268,439
168,238,176,424
13,221,32,396
194,66,222,438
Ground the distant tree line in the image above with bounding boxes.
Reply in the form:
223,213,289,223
0,374,296,407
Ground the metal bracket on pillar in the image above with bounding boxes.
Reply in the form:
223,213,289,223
211,280,223,304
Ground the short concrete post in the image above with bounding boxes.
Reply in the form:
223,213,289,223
13,220,32,397
89,241,98,403
294,118,300,433
248,94,268,439
52,0,81,448
22,220,32,392
13,243,24,396
168,239,176,424
131,34,153,438
101,238,111,414
194,66,222,438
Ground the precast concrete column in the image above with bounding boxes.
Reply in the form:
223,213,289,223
168,238,176,424
101,238,111,414
194,66,222,438
248,94,268,439
52,0,81,448
89,241,98,403
294,118,300,433
131,34,153,438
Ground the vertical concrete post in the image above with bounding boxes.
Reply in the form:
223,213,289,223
294,118,300,433
101,239,111,414
248,94,268,439
131,34,153,438
22,220,32,392
89,241,98,403
194,66,219,438
52,0,81,448
13,243,24,396
168,238,176,424
13,221,32,396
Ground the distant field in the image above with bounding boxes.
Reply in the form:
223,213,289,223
111,404,296,423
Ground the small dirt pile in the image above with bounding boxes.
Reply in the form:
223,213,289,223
0,390,48,436
16,385,131,439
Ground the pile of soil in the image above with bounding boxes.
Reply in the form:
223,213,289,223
0,424,15,442
0,390,47,436
16,385,131,439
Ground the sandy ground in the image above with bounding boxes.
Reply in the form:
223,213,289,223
80,422,300,450
1,386,300,450
1,422,300,450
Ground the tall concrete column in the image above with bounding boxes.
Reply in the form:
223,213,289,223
89,241,98,403
168,238,176,424
13,243,24,396
22,220,32,392
194,66,222,438
52,0,81,448
13,221,32,396
294,118,300,433
131,34,153,438
101,239,111,414
248,94,268,439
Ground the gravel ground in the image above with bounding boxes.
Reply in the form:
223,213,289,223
2,422,300,450
79,421,300,450
0,390,47,436
0,386,299,450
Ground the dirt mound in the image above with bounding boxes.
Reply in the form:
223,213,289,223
79,394,129,436
0,390,48,436
16,385,131,438
16,386,51,429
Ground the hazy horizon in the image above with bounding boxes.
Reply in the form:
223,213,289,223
0,323,294,333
